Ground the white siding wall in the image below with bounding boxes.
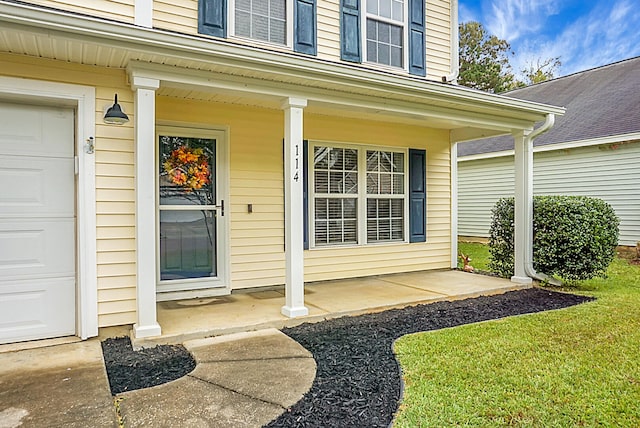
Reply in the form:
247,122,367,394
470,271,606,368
458,155,514,237
457,141,640,246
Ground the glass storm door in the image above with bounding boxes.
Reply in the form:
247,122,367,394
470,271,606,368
157,130,227,297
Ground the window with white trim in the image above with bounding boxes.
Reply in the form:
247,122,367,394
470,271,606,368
233,0,289,45
311,144,407,247
365,0,405,68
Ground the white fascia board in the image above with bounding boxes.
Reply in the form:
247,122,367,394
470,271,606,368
0,1,565,123
128,61,535,131
457,132,640,162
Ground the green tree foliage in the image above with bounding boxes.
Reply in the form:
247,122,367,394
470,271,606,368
458,21,516,93
513,57,562,88
458,22,561,92
488,196,619,282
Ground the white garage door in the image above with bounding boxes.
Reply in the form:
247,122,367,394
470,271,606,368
0,101,76,344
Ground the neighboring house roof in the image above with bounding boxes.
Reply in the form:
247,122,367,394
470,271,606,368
458,56,640,157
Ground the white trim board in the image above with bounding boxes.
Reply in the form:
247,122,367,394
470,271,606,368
458,132,640,162
0,76,98,340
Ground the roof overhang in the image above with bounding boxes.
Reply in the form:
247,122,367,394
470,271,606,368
0,1,565,138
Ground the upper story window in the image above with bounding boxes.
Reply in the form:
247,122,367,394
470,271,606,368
365,0,405,68
198,0,317,55
340,0,425,76
234,0,288,45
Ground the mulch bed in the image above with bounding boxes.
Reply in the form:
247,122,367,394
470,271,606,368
101,337,196,395
264,288,593,428
100,288,593,426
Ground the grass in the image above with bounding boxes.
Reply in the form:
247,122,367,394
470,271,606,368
394,242,640,427
457,241,492,272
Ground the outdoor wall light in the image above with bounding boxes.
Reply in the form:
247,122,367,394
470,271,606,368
103,94,129,125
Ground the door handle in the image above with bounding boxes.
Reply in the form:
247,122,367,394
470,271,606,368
215,200,224,216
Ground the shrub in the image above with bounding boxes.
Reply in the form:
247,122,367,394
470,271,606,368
488,196,619,281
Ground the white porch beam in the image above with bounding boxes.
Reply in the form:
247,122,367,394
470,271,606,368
511,129,534,284
281,97,309,318
132,76,162,338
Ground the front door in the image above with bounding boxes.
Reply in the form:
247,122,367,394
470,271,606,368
156,127,228,300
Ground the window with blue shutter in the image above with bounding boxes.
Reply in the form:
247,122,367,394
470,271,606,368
409,149,426,242
308,143,414,248
408,0,426,76
294,0,317,55
198,0,227,38
342,0,426,74
341,0,362,62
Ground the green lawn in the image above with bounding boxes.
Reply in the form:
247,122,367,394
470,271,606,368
394,242,640,427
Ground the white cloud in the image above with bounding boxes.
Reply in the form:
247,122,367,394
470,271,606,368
505,0,640,78
485,0,559,42
458,4,478,24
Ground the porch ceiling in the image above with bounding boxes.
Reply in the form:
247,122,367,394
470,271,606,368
0,1,564,139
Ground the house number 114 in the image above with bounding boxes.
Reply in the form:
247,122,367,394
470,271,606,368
293,143,300,182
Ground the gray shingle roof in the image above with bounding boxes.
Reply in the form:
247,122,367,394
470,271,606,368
458,56,640,157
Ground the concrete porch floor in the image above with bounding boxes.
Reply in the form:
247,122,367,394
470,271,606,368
138,270,529,347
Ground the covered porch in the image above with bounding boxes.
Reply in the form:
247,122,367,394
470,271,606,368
135,270,528,346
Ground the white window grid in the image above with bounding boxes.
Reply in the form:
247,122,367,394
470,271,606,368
366,150,405,242
309,142,409,248
363,0,408,70
229,0,294,48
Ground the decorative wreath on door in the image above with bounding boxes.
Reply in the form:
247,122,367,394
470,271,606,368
163,146,211,191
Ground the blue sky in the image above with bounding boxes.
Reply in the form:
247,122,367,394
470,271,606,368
459,0,640,78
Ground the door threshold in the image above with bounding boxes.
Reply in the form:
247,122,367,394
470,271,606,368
156,286,231,302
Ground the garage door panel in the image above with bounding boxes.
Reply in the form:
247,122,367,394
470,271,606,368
0,101,76,344
0,219,75,279
0,155,74,217
0,277,75,344
0,103,73,158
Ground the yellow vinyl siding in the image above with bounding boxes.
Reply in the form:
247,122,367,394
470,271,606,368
94,87,137,327
426,0,452,80
317,0,341,61
26,0,135,24
0,53,137,327
154,0,198,34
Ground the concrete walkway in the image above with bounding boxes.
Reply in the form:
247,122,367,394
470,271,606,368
0,329,315,428
0,271,523,427
0,341,117,428
118,329,315,427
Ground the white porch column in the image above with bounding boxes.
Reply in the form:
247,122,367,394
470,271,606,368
512,129,534,284
133,76,162,338
281,97,309,318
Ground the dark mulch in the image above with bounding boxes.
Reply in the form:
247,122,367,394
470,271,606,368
264,288,594,428
99,288,593,426
101,337,196,395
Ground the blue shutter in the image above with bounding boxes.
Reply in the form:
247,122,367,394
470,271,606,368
294,0,317,55
198,0,227,38
340,0,361,62
303,140,310,249
408,0,426,76
409,149,426,242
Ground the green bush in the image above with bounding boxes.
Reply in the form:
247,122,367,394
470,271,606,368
488,196,619,281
